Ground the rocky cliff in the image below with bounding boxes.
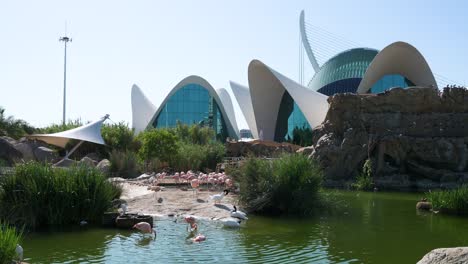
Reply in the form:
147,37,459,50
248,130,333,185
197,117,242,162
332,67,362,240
306,87,468,190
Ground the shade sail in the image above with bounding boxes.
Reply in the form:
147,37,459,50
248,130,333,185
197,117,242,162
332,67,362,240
27,115,108,148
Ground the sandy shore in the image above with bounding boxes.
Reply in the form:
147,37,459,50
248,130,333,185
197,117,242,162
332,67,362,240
120,180,239,220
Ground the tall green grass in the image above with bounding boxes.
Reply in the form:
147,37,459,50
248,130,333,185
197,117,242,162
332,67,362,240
0,221,22,264
0,162,122,229
238,154,329,215
427,186,468,215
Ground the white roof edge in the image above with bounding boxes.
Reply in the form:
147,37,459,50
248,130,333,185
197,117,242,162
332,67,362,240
229,81,259,139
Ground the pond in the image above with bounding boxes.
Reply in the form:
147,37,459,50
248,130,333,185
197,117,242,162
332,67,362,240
22,191,468,263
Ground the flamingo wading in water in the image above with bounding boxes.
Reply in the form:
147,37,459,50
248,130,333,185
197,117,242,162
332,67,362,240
133,222,156,239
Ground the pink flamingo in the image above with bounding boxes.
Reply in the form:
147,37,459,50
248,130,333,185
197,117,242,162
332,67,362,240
133,222,156,239
191,179,200,197
184,216,198,232
192,234,206,242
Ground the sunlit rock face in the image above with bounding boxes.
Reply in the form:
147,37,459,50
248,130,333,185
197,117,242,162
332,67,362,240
306,86,468,190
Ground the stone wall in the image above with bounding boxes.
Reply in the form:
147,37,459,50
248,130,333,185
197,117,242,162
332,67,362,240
306,87,468,190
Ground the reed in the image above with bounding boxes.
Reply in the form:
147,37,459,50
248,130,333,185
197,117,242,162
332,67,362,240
0,221,22,264
427,186,468,215
0,162,121,229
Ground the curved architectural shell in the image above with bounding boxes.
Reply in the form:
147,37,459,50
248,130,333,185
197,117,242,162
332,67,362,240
248,60,329,141
147,76,239,139
229,81,258,139
357,41,437,94
216,87,240,138
131,84,157,134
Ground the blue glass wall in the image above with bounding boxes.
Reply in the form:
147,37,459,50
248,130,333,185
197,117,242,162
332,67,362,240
274,91,311,142
370,74,414,93
153,83,228,140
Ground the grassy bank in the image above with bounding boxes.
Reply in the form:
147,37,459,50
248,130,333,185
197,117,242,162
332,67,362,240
236,154,339,215
0,162,121,229
427,186,468,215
0,222,22,264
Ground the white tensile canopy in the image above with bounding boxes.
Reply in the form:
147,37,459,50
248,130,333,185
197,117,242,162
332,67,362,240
27,115,109,148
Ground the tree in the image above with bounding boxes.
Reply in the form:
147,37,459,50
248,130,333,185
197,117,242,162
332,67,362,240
137,129,178,163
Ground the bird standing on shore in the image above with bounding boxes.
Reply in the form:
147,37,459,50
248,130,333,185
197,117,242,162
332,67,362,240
210,189,229,204
16,244,23,262
231,205,248,220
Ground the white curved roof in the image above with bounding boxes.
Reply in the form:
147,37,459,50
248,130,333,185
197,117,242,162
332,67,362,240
357,41,437,93
248,60,329,141
131,84,157,134
28,115,108,148
216,88,240,138
147,75,239,139
229,81,259,139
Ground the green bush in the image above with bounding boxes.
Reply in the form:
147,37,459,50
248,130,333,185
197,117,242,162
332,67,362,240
427,186,468,215
0,162,121,229
109,150,139,178
102,122,136,151
238,154,325,215
0,106,35,139
174,122,215,145
137,129,178,163
351,159,374,191
0,221,22,264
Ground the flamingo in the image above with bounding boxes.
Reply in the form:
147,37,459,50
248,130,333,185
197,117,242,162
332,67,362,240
210,189,229,204
192,234,206,242
133,222,156,239
191,179,200,197
184,215,198,232
231,205,248,220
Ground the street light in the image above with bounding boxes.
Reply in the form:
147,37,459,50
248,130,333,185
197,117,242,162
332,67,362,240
59,36,72,125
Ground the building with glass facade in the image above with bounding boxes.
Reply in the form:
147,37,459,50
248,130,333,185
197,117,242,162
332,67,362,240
231,41,437,142
131,76,239,140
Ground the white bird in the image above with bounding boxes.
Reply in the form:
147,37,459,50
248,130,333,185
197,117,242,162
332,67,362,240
231,205,248,220
210,189,229,204
16,244,23,261
222,218,241,228
118,203,128,215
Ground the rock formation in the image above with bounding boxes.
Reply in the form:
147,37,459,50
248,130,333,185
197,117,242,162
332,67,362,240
226,140,300,157
417,247,468,264
305,87,468,190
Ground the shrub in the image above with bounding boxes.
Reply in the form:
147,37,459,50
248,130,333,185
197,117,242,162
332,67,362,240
351,159,374,191
238,154,325,215
102,122,136,151
427,186,468,215
174,122,215,145
0,162,121,229
0,222,22,264
171,141,226,172
137,129,178,163
0,106,35,139
109,150,139,178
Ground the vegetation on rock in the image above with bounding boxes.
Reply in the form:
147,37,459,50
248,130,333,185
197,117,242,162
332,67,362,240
351,159,374,191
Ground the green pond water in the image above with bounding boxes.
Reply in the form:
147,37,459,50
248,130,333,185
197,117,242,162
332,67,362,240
22,191,468,263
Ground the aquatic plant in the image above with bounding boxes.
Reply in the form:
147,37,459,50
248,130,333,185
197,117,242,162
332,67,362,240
238,154,328,215
0,162,121,229
0,221,22,264
427,186,468,215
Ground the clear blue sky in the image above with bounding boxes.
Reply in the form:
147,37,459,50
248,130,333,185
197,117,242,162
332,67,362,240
1,0,467,129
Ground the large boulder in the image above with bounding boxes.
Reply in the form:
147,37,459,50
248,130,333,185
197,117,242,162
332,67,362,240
417,247,468,264
34,146,58,163
97,159,111,175
0,136,22,165
81,156,98,167
13,142,35,161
